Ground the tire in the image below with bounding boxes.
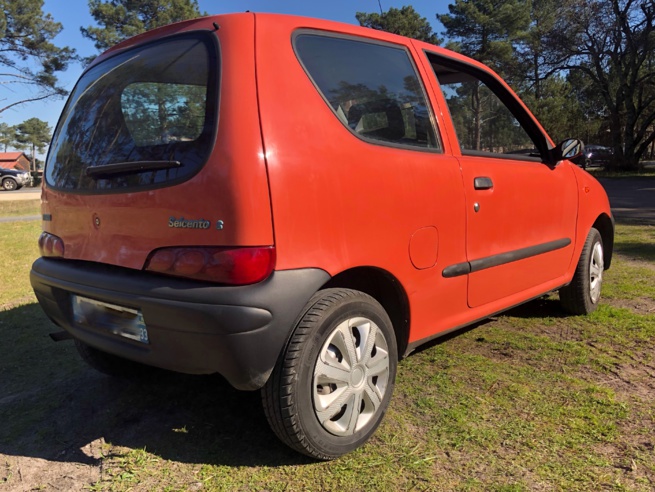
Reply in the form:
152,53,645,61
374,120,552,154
75,339,160,379
262,288,398,460
2,178,17,191
560,227,604,314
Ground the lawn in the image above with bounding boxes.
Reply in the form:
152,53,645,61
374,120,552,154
1,207,653,490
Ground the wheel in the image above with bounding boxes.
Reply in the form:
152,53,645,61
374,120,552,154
2,178,17,191
560,227,604,314
262,288,397,460
75,339,160,379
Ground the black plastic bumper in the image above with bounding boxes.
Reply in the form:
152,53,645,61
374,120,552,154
30,258,329,390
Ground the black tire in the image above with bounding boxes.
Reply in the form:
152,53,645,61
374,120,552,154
560,227,604,314
75,339,160,379
2,178,17,191
262,288,398,460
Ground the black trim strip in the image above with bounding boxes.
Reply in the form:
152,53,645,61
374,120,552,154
442,238,571,278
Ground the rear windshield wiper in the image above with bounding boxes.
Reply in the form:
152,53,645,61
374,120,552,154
86,160,182,179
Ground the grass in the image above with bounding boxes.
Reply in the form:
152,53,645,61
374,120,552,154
0,199,40,218
0,221,40,307
1,205,654,490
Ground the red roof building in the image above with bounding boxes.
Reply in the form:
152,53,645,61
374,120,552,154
0,152,30,171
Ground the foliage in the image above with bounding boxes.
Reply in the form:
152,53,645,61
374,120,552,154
521,76,586,143
15,118,51,171
356,6,442,44
545,0,655,170
439,0,531,151
0,123,22,152
439,0,530,74
0,0,74,114
81,0,205,59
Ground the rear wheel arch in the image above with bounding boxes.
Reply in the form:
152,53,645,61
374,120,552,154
321,267,410,358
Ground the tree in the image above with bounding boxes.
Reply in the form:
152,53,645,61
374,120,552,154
0,123,23,152
16,118,51,172
81,0,205,58
548,0,655,170
356,6,442,44
439,0,531,75
439,0,531,150
0,0,75,114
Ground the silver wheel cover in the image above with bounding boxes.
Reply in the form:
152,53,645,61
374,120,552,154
312,316,390,436
589,241,604,304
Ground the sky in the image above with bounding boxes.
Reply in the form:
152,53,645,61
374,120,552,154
3,1,451,158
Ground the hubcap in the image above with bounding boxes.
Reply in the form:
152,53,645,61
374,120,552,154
313,316,390,436
589,241,604,304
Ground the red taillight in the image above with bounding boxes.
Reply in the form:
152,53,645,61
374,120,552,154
38,232,65,258
145,246,276,285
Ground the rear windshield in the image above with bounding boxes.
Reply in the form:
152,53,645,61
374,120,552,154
45,33,218,192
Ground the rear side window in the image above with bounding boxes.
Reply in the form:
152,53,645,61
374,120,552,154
46,34,218,192
294,33,439,150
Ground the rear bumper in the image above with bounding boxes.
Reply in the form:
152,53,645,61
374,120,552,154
30,258,329,390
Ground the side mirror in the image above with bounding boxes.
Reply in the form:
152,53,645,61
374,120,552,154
550,138,584,164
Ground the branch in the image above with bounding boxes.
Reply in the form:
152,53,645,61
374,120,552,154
0,93,62,114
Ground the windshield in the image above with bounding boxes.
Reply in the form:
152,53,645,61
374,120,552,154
46,33,218,192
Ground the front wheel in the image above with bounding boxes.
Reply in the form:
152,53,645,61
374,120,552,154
2,178,17,191
560,227,604,314
262,289,397,460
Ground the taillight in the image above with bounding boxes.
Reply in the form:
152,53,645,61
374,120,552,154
38,232,65,258
144,246,276,285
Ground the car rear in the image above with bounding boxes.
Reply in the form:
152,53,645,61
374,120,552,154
30,14,328,390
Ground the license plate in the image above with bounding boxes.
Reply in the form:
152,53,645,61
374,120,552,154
72,295,149,344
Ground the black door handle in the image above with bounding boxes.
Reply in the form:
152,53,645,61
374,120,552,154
474,176,493,190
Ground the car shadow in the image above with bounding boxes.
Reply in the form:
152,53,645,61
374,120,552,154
409,296,569,357
0,303,312,468
614,240,655,263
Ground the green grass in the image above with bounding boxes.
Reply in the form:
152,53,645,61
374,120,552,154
0,220,654,491
0,199,40,218
0,221,40,307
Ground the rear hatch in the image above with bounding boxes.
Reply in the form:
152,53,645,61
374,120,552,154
41,15,274,283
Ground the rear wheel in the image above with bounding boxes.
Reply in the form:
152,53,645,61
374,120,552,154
262,288,397,460
2,178,17,191
560,227,604,314
75,339,160,379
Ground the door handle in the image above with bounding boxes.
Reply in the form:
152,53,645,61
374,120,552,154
474,176,493,190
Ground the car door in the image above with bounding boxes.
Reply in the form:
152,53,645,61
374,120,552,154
424,52,578,308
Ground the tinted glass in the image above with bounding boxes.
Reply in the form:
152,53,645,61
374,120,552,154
295,34,439,150
46,35,218,191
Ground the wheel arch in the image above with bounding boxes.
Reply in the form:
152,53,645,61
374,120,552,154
321,267,410,358
593,213,614,270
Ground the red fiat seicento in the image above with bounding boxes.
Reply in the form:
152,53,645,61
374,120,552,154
31,13,613,459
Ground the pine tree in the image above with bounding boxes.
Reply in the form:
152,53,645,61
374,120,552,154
0,0,74,114
16,118,51,172
356,6,442,44
81,0,205,57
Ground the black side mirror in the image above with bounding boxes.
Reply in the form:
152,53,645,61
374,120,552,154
550,138,584,165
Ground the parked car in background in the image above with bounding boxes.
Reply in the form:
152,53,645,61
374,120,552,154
30,12,614,460
0,167,31,190
581,144,614,169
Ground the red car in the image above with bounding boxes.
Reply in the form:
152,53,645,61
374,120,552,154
31,13,614,459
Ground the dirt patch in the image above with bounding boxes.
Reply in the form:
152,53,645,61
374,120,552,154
605,296,655,315
2,453,101,491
